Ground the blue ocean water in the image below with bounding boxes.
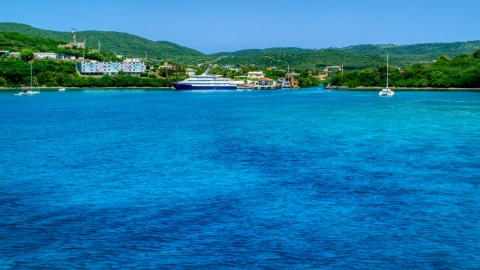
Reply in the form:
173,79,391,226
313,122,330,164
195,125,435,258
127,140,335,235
1,88,479,268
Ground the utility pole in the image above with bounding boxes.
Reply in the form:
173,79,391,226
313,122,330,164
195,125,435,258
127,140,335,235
83,38,86,60
72,27,77,45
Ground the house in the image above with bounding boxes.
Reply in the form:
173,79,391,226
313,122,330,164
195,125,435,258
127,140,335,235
255,78,275,87
123,58,142,63
284,73,300,88
158,62,176,70
10,52,20,58
247,71,264,79
185,68,196,77
0,51,9,56
34,53,57,59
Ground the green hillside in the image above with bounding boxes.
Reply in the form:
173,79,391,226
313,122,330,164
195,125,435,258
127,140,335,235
213,42,480,70
214,49,387,70
341,42,480,57
1,22,480,69
0,22,205,63
0,31,67,52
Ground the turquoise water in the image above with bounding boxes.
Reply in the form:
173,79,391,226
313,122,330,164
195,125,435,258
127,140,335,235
1,88,479,268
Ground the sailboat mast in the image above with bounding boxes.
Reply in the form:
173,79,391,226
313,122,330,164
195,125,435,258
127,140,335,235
30,62,33,88
386,54,389,88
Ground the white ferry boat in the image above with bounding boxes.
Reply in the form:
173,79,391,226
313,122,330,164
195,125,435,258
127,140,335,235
173,73,237,90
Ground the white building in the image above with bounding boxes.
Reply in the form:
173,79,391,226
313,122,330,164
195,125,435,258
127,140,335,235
247,71,264,79
123,58,142,62
185,68,196,77
34,53,57,59
77,60,146,75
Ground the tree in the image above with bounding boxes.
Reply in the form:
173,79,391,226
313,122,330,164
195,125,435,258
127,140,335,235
20,49,34,62
437,54,451,62
473,48,480,59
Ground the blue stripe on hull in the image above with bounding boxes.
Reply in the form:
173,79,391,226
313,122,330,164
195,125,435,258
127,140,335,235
173,83,237,90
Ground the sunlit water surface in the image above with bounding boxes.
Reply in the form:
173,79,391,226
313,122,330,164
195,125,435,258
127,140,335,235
1,88,479,268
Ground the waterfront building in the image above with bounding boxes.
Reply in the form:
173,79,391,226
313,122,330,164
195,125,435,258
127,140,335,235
77,60,146,75
255,78,275,87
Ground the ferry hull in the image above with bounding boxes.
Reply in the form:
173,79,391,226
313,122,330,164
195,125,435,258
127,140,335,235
173,83,237,90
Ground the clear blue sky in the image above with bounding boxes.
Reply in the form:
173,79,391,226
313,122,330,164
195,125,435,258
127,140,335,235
1,0,479,54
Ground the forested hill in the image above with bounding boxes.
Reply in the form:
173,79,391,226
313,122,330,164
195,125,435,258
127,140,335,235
341,42,480,57
214,49,385,70
0,31,68,52
210,47,316,57
0,22,205,63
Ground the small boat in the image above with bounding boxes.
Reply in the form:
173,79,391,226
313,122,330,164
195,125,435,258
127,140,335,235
379,54,394,97
15,63,40,96
59,74,66,91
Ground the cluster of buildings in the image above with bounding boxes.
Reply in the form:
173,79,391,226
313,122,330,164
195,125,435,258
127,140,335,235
231,71,300,89
0,50,75,59
0,50,147,76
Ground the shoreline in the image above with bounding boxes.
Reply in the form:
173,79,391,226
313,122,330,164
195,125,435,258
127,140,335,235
0,86,174,91
2,86,480,91
339,86,480,91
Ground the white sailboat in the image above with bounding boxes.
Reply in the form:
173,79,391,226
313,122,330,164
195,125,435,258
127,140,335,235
15,63,40,96
379,54,394,97
59,74,66,92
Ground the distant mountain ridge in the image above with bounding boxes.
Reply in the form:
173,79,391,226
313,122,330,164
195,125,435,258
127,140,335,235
339,42,480,56
210,47,316,57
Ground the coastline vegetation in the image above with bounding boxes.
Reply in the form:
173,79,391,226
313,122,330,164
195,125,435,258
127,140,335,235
0,57,175,88
330,49,480,88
